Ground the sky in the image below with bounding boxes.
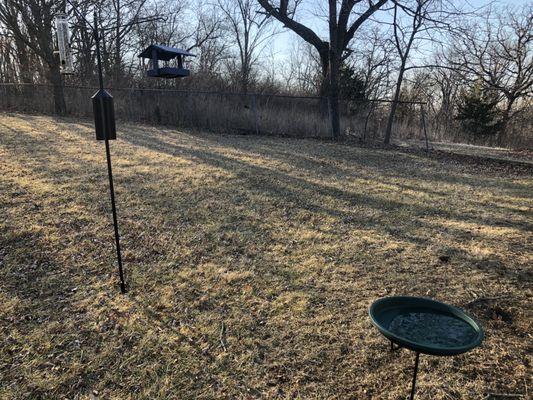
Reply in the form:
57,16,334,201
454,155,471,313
268,0,532,65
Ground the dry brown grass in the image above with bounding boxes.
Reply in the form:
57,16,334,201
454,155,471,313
0,112,531,400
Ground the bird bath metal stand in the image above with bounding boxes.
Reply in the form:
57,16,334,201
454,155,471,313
369,296,484,400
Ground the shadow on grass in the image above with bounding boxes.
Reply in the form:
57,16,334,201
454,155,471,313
119,125,532,235
1,115,532,398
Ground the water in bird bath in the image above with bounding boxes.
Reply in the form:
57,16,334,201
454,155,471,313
388,312,477,348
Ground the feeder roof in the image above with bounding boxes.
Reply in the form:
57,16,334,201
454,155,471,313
138,44,195,61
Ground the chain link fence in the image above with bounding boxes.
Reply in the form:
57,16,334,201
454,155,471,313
0,83,434,143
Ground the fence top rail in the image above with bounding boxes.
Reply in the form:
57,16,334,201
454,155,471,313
0,82,428,105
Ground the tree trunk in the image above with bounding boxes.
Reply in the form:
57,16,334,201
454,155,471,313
328,0,340,140
384,59,406,144
500,96,515,133
14,39,32,84
497,97,515,147
318,50,331,130
318,51,330,96
241,57,250,93
329,54,341,139
48,62,66,115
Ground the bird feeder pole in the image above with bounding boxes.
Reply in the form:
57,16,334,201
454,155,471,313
60,0,126,293
93,11,126,294
59,2,180,294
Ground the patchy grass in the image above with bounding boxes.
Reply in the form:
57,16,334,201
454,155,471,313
0,113,531,400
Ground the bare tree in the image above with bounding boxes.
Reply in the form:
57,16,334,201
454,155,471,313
68,0,99,83
0,22,35,83
112,0,148,84
280,38,322,94
189,5,228,76
218,0,274,93
134,1,186,49
257,0,388,139
448,5,533,131
347,25,394,100
429,58,462,135
383,0,461,144
91,0,151,84
0,28,16,82
0,0,66,113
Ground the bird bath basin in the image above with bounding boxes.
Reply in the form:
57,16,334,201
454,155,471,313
369,296,483,399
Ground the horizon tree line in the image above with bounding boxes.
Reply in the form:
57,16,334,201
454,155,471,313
0,0,531,143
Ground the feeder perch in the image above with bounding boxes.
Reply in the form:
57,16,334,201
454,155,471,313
138,44,195,79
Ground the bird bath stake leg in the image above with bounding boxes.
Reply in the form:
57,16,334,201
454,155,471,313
410,352,420,400
94,12,126,294
390,340,402,352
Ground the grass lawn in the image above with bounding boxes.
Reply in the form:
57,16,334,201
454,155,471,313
0,113,531,399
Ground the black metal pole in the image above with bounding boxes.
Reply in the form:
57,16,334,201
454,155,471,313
409,352,420,400
94,12,104,91
94,12,126,294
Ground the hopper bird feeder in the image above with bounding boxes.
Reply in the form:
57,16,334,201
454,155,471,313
138,44,195,78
